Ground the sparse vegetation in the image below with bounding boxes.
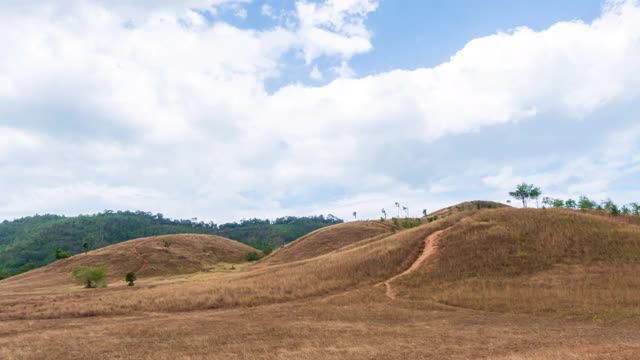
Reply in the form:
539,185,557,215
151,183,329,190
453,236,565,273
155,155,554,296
72,265,107,288
400,219,422,229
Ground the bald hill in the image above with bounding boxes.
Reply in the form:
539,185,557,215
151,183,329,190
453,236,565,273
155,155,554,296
0,211,342,279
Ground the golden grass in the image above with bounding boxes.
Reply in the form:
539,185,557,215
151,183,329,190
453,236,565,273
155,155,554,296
0,222,445,320
1,207,640,359
397,208,640,319
263,220,392,265
1,290,639,360
0,234,257,293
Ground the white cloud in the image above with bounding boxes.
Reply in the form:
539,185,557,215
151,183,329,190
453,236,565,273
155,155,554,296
261,4,275,18
330,61,355,78
310,65,323,80
1,0,640,222
294,0,378,63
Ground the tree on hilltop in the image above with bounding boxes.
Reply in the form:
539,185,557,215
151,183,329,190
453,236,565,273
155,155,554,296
530,187,542,208
578,196,597,210
509,183,535,208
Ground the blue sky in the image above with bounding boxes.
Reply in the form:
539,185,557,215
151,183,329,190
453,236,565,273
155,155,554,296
0,0,639,222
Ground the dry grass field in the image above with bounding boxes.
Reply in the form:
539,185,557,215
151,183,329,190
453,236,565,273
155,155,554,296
1,205,640,359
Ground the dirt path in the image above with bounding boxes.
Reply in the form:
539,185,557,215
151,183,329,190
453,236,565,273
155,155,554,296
381,228,447,300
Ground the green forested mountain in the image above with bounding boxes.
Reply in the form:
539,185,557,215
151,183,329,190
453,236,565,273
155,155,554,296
0,211,342,279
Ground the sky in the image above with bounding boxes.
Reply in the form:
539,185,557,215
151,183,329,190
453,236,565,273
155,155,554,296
1,0,639,223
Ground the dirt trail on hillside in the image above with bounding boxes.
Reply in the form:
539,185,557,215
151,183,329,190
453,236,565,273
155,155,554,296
381,229,447,300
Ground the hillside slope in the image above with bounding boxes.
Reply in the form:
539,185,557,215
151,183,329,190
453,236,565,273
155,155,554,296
2,206,640,321
396,208,640,318
263,221,393,265
425,200,508,219
0,212,341,278
0,234,257,293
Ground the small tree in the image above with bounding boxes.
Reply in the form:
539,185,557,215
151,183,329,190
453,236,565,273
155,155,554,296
352,211,357,220
54,249,72,260
402,206,408,217
628,202,640,216
552,198,565,208
422,209,427,217
125,272,136,286
602,199,620,216
509,183,534,208
578,196,596,211
564,198,577,209
381,208,387,220
72,266,107,288
395,202,401,217
82,242,89,255
530,187,542,208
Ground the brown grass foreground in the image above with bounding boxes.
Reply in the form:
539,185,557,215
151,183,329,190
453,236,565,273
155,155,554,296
1,207,640,359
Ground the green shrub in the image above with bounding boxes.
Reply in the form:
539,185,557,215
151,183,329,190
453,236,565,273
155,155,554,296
125,272,136,286
54,249,72,260
262,246,273,256
401,219,422,229
163,240,172,248
246,251,262,262
72,266,107,288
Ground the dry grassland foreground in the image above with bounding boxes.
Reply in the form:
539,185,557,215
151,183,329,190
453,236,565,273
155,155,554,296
1,208,640,359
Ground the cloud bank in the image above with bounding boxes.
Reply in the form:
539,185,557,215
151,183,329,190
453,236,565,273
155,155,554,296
1,0,639,221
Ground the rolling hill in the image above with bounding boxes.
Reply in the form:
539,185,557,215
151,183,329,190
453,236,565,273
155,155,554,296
0,211,342,279
1,203,640,359
0,234,257,293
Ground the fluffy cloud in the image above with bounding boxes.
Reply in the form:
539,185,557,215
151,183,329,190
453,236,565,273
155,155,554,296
294,0,378,62
1,0,639,221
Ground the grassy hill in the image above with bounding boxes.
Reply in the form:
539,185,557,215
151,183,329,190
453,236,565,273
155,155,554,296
0,211,342,279
0,234,257,294
397,207,640,319
262,220,393,265
2,203,640,358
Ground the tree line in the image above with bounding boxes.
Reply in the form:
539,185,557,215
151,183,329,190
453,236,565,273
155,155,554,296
509,182,639,216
